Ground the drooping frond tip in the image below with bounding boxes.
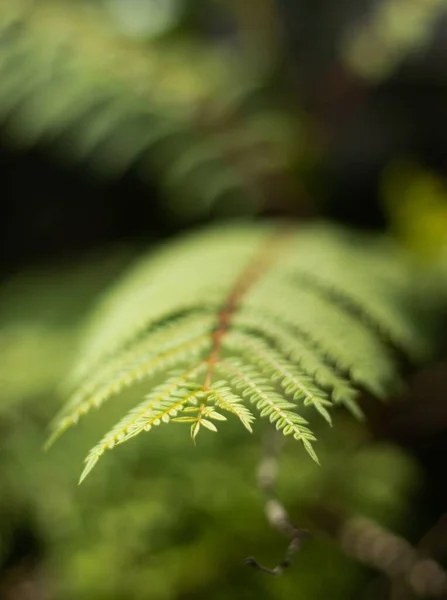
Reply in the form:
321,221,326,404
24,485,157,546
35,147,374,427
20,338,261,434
47,222,439,482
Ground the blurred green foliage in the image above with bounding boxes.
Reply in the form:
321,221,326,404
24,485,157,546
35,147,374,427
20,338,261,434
341,0,447,82
382,161,447,259
0,0,311,225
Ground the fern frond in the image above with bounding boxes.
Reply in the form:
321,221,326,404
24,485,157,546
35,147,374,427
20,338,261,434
242,278,401,396
47,312,215,440
282,226,435,362
208,381,256,432
66,226,270,387
173,403,227,441
47,332,212,449
79,363,207,483
61,312,214,408
224,331,333,424
48,222,439,480
218,358,319,463
232,313,360,417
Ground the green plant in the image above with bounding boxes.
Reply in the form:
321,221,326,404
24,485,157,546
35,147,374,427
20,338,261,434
47,221,440,483
4,4,447,598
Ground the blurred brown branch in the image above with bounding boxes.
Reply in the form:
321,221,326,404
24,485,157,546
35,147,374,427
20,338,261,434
252,427,447,598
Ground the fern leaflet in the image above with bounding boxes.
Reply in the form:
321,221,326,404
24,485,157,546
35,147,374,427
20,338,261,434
47,222,439,481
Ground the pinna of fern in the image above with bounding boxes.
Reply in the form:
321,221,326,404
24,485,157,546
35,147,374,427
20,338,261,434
46,222,439,483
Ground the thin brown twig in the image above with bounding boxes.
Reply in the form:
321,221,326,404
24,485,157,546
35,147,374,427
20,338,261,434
245,429,309,575
246,429,447,596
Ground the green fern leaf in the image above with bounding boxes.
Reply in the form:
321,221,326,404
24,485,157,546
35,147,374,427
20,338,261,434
46,321,213,448
47,222,439,480
79,363,207,483
233,313,360,416
224,331,333,424
208,381,255,432
218,358,319,461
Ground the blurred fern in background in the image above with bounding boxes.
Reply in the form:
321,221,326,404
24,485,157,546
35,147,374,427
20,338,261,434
0,0,309,225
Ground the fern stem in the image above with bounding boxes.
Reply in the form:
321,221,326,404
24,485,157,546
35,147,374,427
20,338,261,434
204,229,290,388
